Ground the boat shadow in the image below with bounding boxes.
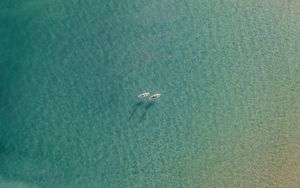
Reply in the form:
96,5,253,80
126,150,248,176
139,102,155,122
129,101,144,120
129,101,155,122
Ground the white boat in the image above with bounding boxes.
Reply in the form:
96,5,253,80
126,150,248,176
149,93,161,101
138,92,150,98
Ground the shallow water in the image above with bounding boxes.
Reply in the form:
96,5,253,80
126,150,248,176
1,0,300,187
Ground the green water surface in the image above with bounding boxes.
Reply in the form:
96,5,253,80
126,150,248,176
1,0,299,187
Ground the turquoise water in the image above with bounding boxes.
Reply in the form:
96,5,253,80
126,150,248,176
1,0,300,187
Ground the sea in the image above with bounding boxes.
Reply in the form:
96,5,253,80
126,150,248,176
0,0,299,187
